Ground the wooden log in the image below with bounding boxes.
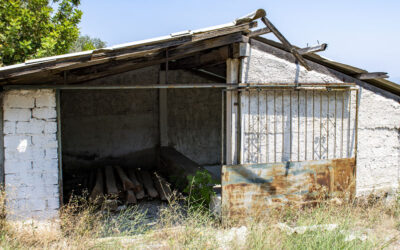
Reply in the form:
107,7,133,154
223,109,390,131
89,168,104,203
115,166,135,191
127,169,145,199
138,170,159,198
152,172,172,201
125,190,137,204
104,166,119,196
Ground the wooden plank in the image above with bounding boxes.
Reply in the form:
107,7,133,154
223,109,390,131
222,158,356,220
246,27,271,37
166,46,229,70
1,32,246,85
193,22,257,41
261,17,311,70
126,190,137,204
127,169,145,199
354,72,388,80
114,166,135,191
137,170,159,198
152,172,172,201
104,166,119,196
297,44,328,55
0,36,192,80
89,168,104,202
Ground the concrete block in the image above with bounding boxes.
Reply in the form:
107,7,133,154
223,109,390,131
32,134,57,148
5,174,21,186
16,120,45,134
35,93,56,108
32,108,56,120
33,160,58,172
4,160,32,174
4,109,31,122
4,94,35,108
44,122,57,134
45,148,58,159
46,197,60,210
3,121,16,134
5,147,44,161
4,135,31,149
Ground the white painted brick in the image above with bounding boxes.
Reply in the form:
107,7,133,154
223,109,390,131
4,160,31,174
45,148,58,159
4,135,31,149
16,120,45,134
35,93,56,108
46,198,60,210
3,121,16,134
44,122,57,134
33,160,58,172
5,147,44,161
32,107,56,119
25,199,47,211
4,109,31,122
4,94,34,108
5,174,21,185
32,134,57,148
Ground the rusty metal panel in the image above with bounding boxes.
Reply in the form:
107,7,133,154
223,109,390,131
222,158,355,219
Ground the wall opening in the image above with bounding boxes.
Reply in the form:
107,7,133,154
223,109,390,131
60,88,222,204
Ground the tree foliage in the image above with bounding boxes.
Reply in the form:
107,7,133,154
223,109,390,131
0,0,82,66
70,35,107,52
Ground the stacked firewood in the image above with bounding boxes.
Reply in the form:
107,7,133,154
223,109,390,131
89,166,172,208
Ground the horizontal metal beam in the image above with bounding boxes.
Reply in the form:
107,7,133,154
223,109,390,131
3,83,231,90
3,82,356,90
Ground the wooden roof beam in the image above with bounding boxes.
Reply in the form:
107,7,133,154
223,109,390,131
261,16,311,70
354,72,389,80
3,32,247,85
298,43,328,55
246,27,271,37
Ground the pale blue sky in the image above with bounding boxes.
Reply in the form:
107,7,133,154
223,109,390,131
78,0,400,83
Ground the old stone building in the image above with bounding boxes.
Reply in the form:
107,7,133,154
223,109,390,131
0,9,398,220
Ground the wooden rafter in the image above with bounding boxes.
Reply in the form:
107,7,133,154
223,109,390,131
2,32,247,85
354,72,388,80
261,16,311,70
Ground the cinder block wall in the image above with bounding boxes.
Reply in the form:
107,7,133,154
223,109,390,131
3,89,59,220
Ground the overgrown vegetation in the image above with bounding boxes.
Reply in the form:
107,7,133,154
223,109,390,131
184,170,216,209
0,189,399,249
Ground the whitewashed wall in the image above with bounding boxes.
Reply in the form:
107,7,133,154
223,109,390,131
3,89,59,220
236,39,400,196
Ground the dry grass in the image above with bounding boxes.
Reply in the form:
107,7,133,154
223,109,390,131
0,190,399,249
